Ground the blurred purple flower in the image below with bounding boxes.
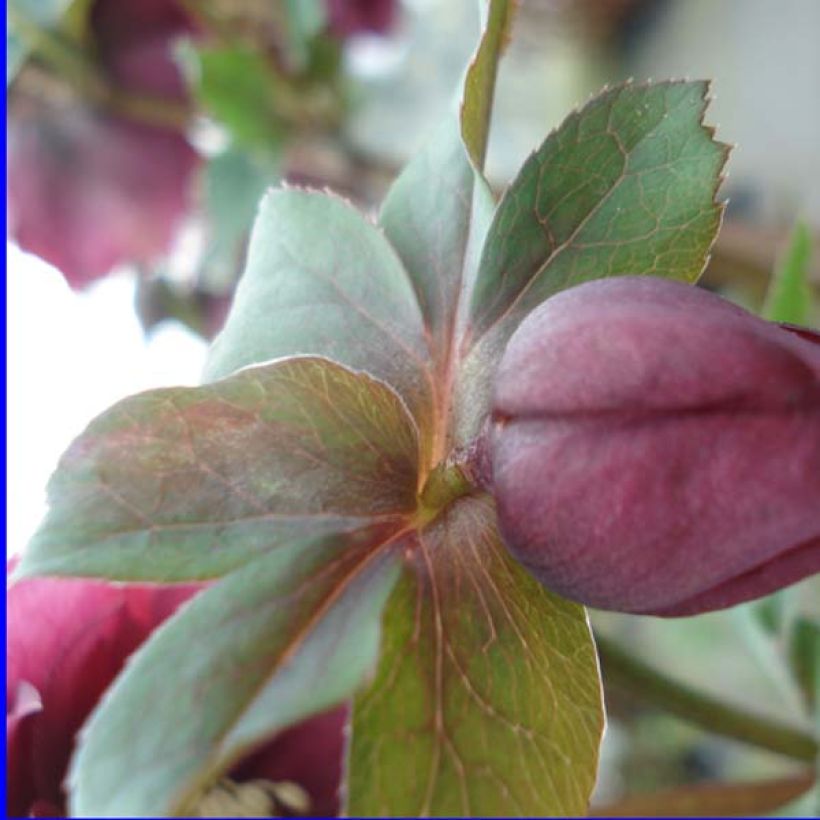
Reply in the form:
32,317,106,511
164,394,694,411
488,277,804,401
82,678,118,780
7,570,346,816
8,0,198,289
325,0,398,37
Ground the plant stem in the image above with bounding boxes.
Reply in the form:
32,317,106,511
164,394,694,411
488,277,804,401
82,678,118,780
417,462,474,524
589,771,815,817
460,0,516,170
595,633,818,763
107,91,192,131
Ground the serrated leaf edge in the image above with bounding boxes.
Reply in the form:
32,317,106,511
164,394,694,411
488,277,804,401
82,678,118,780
466,78,732,347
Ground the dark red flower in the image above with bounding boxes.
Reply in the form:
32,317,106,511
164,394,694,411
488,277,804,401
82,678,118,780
7,570,346,816
90,0,192,99
490,276,820,616
325,0,398,38
8,108,198,290
7,0,198,289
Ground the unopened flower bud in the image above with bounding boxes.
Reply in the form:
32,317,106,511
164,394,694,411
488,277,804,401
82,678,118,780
490,276,820,615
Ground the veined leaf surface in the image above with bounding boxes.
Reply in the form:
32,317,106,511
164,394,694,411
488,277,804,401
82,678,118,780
70,527,403,816
19,356,419,581
469,80,730,343
205,188,436,461
348,496,604,817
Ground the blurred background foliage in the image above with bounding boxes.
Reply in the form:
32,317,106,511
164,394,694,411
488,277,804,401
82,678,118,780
6,0,819,815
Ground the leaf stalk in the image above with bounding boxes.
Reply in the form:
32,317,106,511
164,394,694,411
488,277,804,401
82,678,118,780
417,461,475,525
596,633,818,763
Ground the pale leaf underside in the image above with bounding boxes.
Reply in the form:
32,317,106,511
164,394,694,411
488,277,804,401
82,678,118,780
205,188,437,463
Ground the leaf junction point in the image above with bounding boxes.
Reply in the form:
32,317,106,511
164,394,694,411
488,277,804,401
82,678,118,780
416,459,476,528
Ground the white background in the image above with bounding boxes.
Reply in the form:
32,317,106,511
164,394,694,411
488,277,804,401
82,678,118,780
6,242,208,557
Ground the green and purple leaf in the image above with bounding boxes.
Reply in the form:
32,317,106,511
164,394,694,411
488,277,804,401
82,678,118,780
763,220,814,325
69,526,403,816
205,188,436,463
18,356,419,581
378,121,494,388
347,496,604,816
378,0,514,461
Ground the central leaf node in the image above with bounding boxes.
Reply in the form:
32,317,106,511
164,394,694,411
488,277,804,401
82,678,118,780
417,460,475,525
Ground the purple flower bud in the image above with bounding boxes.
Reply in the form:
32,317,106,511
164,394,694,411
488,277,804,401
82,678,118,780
490,276,820,616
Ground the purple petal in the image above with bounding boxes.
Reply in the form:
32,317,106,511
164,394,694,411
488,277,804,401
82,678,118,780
8,108,198,289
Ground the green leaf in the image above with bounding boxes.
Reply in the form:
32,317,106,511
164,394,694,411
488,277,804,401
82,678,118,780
70,527,403,816
348,496,604,816
788,616,819,713
7,27,26,84
378,0,512,460
468,80,730,344
205,188,436,463
729,603,808,718
460,0,516,170
379,120,494,372
192,45,285,150
200,148,277,291
379,134,492,463
384,0,513,347
763,221,814,325
281,0,326,71
19,356,419,581
7,0,75,84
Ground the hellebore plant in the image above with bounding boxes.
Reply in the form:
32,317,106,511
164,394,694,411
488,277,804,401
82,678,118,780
11,1,820,816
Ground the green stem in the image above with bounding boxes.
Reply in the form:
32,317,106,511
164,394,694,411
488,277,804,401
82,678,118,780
589,771,815,818
108,91,191,131
417,462,475,525
596,634,818,763
460,0,515,171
